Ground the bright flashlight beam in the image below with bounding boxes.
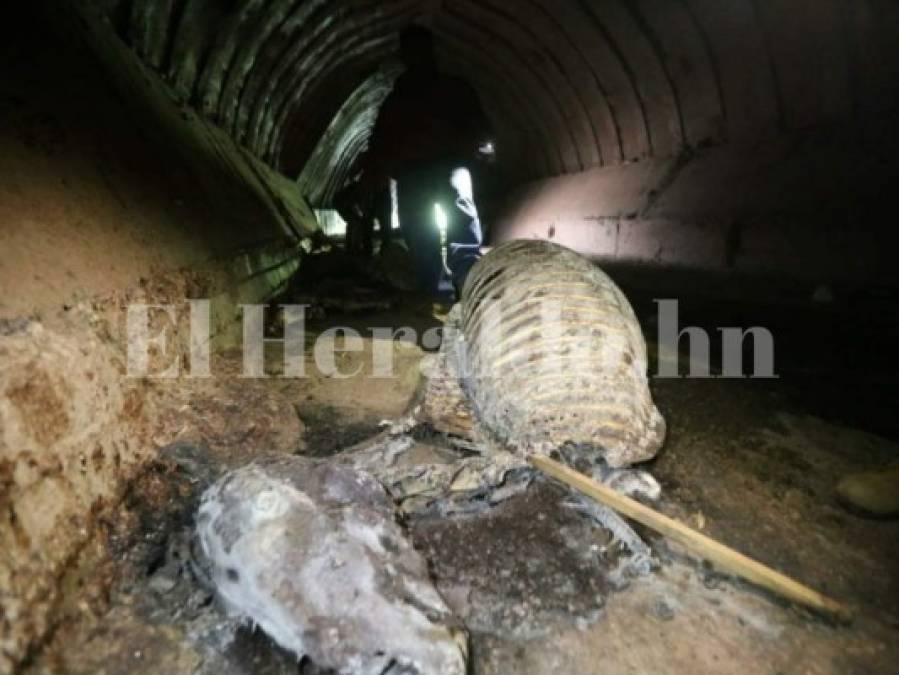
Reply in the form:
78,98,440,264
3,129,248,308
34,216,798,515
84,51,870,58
434,203,448,233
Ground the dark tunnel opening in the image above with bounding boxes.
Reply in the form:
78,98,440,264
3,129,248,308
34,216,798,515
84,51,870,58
2,1,899,673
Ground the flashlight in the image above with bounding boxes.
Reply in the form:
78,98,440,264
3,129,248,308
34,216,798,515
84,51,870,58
434,202,448,234
434,203,449,271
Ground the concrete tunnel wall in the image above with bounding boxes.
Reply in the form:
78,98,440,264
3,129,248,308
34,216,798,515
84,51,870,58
3,0,899,669
97,0,899,287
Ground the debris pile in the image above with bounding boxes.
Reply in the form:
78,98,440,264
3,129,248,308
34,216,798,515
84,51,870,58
195,455,467,674
275,242,418,321
196,241,669,672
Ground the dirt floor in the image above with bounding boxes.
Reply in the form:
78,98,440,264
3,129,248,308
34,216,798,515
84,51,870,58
21,292,899,675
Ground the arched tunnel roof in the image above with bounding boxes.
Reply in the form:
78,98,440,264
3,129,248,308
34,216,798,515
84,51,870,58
104,0,897,205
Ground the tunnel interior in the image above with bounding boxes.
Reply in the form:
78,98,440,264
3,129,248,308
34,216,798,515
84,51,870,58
2,1,899,673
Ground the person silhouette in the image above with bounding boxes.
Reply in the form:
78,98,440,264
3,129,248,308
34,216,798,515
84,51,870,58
359,24,493,297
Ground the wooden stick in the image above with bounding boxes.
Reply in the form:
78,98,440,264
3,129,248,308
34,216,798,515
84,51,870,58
531,454,853,623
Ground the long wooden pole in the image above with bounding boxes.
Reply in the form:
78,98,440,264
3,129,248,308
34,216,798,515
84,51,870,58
531,454,853,622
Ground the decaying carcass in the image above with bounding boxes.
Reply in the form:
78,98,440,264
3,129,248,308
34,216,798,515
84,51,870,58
195,240,667,672
423,238,665,466
195,455,467,675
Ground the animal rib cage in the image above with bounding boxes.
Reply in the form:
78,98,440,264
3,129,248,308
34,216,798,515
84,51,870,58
456,239,665,466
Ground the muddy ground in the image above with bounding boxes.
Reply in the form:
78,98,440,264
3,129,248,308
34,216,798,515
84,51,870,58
21,293,899,675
